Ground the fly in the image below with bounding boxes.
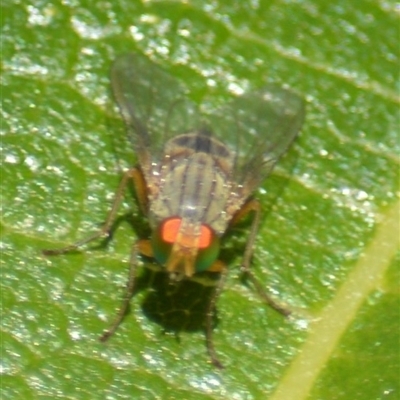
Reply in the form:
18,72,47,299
43,53,305,368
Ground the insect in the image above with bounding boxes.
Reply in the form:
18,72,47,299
44,53,305,368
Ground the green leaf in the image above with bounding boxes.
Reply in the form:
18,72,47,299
2,1,399,399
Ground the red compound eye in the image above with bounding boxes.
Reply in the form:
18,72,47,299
161,218,212,249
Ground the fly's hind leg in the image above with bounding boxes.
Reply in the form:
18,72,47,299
232,199,291,317
42,167,146,256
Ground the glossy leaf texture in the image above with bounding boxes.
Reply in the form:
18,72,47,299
1,0,399,399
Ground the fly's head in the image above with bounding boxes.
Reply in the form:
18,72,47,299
151,217,220,278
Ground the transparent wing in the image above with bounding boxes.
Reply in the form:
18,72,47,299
112,53,305,194
111,53,201,168
203,86,305,195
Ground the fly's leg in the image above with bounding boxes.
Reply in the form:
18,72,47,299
100,241,139,341
42,168,146,256
42,167,150,340
99,239,149,341
205,262,228,369
233,199,291,317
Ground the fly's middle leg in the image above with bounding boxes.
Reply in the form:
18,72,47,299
42,167,150,340
42,167,144,256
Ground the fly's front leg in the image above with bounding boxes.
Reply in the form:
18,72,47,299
99,239,152,341
42,166,150,340
42,168,144,256
234,199,291,317
205,263,228,369
99,239,144,340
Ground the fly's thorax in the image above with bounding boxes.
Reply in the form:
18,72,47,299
148,132,237,235
151,216,220,277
